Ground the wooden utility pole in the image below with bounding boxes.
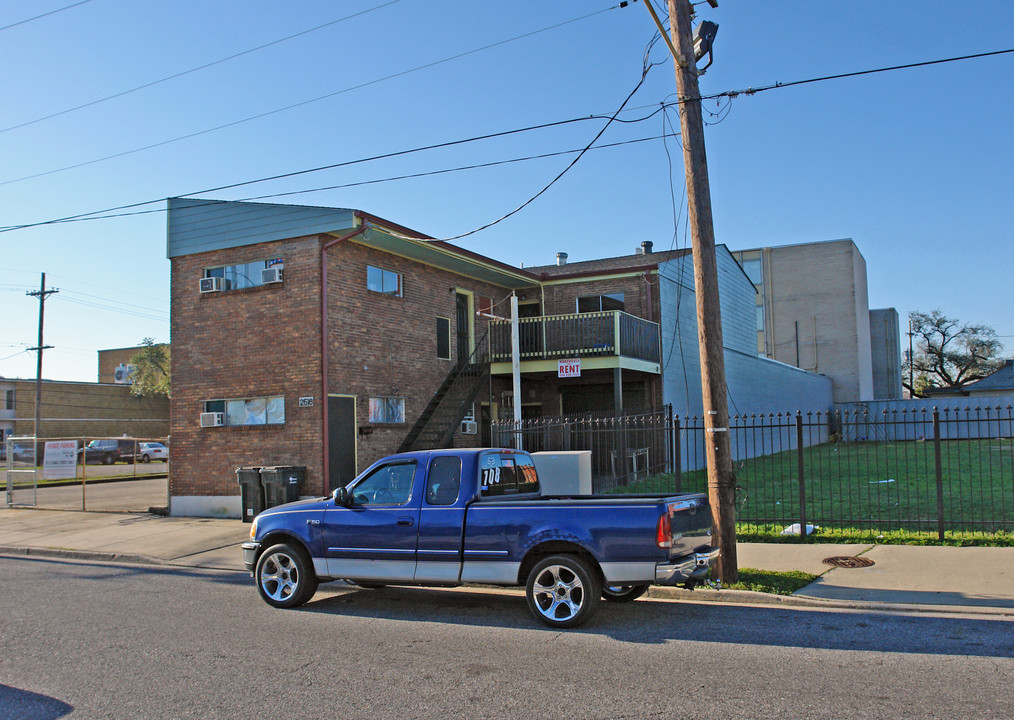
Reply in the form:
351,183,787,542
27,272,57,444
664,0,737,582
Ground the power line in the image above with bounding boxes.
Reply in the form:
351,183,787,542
5,44,1011,237
0,3,624,188
0,0,92,33
0,0,405,135
0,107,671,233
702,48,1014,102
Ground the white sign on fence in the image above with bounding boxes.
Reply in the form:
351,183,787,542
558,359,581,378
43,440,78,479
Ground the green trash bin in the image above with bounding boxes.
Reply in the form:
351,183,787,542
260,466,305,509
236,467,264,523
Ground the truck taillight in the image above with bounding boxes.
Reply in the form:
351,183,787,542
657,510,672,548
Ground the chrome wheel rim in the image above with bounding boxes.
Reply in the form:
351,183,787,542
604,585,632,596
532,564,584,622
260,551,300,602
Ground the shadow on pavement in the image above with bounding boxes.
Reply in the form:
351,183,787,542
300,583,1014,658
0,684,73,720
799,584,1014,608
0,553,250,588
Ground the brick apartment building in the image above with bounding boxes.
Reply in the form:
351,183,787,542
168,198,832,517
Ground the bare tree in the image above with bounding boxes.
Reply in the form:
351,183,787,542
903,310,1003,397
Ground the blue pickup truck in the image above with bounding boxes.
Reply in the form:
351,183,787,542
243,448,718,627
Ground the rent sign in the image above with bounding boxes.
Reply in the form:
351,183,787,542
558,359,581,378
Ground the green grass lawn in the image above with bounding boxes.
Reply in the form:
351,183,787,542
609,438,1014,543
726,569,819,595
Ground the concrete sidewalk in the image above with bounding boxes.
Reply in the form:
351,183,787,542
1,507,1012,615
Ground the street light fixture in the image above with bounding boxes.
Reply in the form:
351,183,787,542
693,20,719,72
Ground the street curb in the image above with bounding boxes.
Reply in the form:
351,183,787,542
647,585,1014,617
0,545,167,567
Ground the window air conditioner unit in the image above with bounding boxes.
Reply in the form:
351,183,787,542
200,277,224,293
460,420,478,435
200,412,225,428
261,267,283,284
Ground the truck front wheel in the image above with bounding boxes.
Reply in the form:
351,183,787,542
255,543,319,609
525,555,601,628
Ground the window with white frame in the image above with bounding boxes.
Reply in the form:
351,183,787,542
367,265,402,297
204,258,283,291
369,396,405,423
204,396,284,426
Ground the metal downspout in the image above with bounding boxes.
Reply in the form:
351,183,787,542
321,214,366,492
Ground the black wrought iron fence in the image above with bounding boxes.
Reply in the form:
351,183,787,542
491,410,673,493
492,404,1014,540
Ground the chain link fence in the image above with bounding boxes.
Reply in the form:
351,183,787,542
4,436,169,513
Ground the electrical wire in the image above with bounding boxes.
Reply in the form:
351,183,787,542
0,0,92,33
0,0,403,133
433,46,659,242
0,108,677,233
0,3,625,188
7,46,1011,237
701,48,1014,102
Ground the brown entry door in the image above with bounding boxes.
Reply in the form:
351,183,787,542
328,396,356,492
456,292,470,365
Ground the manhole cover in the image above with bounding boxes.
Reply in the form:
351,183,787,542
822,556,875,569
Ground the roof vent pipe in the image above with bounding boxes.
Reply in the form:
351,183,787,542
640,241,653,254
556,252,568,266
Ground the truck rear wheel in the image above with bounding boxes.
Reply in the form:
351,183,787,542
525,555,600,628
602,584,649,602
255,543,318,608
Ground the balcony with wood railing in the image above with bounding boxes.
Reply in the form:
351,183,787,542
488,311,661,375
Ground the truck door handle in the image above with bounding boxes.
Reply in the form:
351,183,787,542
397,517,415,527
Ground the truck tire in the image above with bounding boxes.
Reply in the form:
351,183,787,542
102,453,114,465
525,554,601,628
602,584,649,603
255,543,319,609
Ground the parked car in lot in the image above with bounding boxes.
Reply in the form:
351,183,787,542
80,439,136,465
244,447,718,628
136,442,168,463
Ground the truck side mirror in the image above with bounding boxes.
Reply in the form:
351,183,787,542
334,487,350,507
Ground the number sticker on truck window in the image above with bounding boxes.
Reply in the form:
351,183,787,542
481,467,501,487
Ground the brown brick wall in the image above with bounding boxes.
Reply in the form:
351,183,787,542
170,235,323,498
325,239,512,466
541,273,655,319
170,233,516,499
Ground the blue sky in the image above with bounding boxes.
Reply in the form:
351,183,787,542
2,0,1012,382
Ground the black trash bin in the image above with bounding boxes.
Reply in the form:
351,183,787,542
260,466,305,509
236,467,264,523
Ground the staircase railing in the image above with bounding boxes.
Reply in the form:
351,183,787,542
398,330,490,452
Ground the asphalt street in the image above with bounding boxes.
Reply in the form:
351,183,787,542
1,555,1011,720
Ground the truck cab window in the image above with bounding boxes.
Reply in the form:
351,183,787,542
351,462,415,505
426,456,461,506
479,452,540,497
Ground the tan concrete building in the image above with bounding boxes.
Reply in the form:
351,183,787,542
731,239,895,403
0,377,169,446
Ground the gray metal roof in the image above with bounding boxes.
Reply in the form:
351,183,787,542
167,198,358,258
